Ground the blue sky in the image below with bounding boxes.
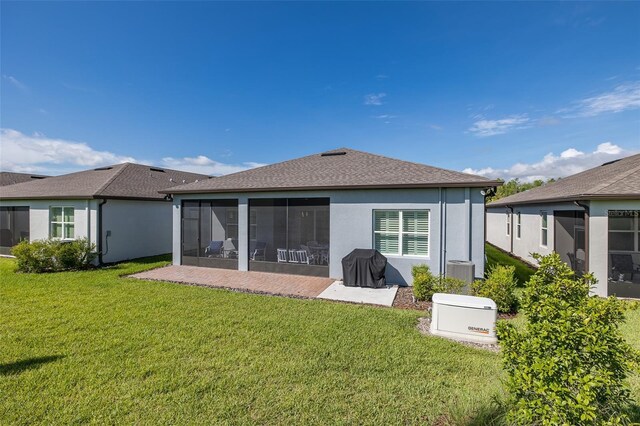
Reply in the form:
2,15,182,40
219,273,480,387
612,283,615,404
1,1,639,179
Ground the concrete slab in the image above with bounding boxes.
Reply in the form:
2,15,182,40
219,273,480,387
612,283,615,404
317,281,398,307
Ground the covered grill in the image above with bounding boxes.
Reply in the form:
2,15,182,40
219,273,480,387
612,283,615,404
341,249,387,288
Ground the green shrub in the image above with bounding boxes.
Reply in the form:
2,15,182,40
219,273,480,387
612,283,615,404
412,264,466,301
471,265,518,313
412,264,436,301
496,253,639,425
11,238,97,273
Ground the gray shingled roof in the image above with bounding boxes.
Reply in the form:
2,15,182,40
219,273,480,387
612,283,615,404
488,153,640,207
162,148,500,194
0,163,210,200
0,172,49,187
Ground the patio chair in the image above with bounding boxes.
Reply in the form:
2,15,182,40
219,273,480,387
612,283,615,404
204,240,224,257
288,249,300,263
277,248,288,263
223,239,238,258
300,245,317,264
610,254,639,282
250,241,267,261
296,249,311,264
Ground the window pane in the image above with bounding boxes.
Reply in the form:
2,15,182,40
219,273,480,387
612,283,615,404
375,233,399,255
609,215,634,231
51,223,62,238
64,224,75,239
64,207,74,222
402,210,429,233
51,207,62,222
403,235,428,256
609,232,634,251
542,229,548,246
541,213,547,228
375,211,399,233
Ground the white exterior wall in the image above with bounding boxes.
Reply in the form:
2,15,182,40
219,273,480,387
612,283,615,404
0,198,172,263
486,203,583,265
100,199,172,263
0,199,97,244
172,187,487,285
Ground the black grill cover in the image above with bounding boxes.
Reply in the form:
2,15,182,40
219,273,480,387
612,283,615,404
341,249,387,288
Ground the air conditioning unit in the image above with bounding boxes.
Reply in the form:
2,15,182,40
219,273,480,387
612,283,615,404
430,293,497,344
446,260,475,284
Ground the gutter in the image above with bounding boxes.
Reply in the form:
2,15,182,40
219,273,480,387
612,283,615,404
98,199,107,265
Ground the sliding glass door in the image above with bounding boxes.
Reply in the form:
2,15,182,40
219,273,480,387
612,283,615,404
181,200,239,269
608,210,640,297
248,198,329,277
0,207,29,255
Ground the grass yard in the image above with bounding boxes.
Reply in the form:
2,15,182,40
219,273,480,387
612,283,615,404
485,242,536,285
1,256,505,425
2,255,640,424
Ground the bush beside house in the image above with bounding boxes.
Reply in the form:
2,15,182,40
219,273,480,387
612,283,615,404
471,265,518,313
497,253,639,425
12,238,97,273
412,264,465,301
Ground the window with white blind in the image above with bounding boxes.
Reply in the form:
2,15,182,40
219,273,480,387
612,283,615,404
540,211,548,247
516,212,522,239
50,207,75,240
506,212,511,236
374,210,429,257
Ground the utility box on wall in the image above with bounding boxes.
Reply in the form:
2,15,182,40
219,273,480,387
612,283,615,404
430,293,497,344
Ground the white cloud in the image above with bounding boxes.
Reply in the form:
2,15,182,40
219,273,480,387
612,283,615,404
463,142,636,182
468,114,531,137
0,128,135,174
0,128,265,177
364,93,386,106
2,75,27,91
160,155,265,176
562,82,640,117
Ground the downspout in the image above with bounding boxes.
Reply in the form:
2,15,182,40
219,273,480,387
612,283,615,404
98,199,107,265
86,200,91,248
574,200,590,273
442,188,448,276
507,205,514,254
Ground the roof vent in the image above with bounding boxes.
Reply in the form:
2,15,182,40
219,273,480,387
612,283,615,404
149,167,165,173
94,166,113,171
320,151,347,157
601,159,622,167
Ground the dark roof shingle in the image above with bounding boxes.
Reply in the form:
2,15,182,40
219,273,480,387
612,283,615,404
0,172,49,187
163,148,499,194
0,163,209,200
488,153,640,207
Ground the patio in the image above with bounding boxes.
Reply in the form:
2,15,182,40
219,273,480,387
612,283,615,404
130,265,399,306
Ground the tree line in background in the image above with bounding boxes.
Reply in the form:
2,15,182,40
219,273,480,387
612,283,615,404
487,177,557,202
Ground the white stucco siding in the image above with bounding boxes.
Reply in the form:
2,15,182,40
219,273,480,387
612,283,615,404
487,202,584,265
0,199,95,243
100,199,172,263
172,187,488,285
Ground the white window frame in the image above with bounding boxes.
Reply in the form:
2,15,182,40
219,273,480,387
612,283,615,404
540,211,548,247
50,206,75,240
506,212,511,236
373,209,430,258
516,212,522,239
608,212,640,253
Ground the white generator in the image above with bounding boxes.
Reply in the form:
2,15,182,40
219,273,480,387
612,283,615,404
430,293,498,344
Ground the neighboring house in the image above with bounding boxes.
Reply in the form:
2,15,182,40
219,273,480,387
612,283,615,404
162,148,500,285
0,163,209,262
486,153,640,297
0,172,49,186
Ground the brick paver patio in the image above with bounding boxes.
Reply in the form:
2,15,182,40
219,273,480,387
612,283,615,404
130,265,334,298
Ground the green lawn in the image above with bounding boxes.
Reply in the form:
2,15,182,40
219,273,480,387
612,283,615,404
1,256,639,425
485,242,536,285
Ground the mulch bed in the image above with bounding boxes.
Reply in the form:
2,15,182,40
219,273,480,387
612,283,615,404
392,286,431,311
